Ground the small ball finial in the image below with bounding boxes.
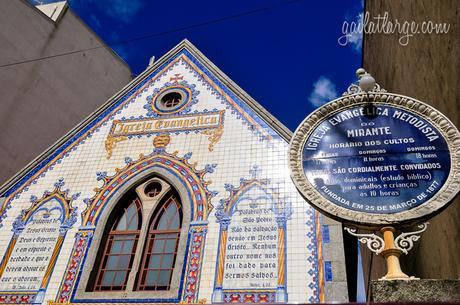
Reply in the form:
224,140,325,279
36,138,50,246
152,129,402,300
356,68,376,92
356,68,366,78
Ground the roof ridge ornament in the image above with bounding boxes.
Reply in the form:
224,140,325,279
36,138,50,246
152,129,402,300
343,68,387,96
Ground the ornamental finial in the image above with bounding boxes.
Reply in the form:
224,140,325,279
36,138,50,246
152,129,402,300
356,68,376,92
355,68,366,78
343,68,385,96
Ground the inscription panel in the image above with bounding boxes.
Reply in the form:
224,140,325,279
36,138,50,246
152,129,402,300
222,194,278,290
0,199,62,291
302,105,450,214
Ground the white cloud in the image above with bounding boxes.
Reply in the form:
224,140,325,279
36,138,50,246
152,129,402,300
308,77,338,107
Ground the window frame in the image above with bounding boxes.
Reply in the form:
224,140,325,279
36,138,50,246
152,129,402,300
75,175,191,301
92,198,142,291
136,193,182,291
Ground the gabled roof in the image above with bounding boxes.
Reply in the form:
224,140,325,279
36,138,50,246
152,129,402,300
0,39,293,197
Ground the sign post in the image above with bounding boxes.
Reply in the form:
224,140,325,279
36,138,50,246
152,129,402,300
289,69,460,280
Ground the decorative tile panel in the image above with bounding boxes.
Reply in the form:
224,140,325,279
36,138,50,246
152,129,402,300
0,41,346,304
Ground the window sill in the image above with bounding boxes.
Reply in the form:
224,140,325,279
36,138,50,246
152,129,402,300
73,288,180,302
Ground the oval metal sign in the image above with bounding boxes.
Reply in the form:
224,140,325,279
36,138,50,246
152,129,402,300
289,93,460,228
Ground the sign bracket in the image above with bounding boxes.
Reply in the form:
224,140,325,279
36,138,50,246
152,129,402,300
344,222,429,280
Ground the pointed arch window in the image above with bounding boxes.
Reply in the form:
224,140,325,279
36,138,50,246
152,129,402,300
137,192,182,291
87,177,186,296
93,197,141,291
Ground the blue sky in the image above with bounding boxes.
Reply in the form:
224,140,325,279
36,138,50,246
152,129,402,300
36,0,364,131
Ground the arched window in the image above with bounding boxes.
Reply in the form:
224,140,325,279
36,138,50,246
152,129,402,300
93,196,141,291
137,192,182,290
86,177,186,296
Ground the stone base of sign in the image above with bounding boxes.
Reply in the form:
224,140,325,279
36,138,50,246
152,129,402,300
371,279,460,302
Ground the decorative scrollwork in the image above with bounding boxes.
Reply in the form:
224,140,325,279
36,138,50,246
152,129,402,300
104,135,126,159
344,227,385,255
342,82,387,96
394,222,429,254
343,83,360,96
202,125,224,152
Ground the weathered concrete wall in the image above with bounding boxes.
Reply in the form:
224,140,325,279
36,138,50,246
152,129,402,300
0,0,132,185
371,279,460,302
362,0,459,282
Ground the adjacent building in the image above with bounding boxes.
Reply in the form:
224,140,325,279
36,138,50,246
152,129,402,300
362,0,459,286
0,0,132,185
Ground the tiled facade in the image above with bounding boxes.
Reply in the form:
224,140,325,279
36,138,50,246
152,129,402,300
0,40,348,304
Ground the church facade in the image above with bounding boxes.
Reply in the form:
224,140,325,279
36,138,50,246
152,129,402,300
0,40,348,304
